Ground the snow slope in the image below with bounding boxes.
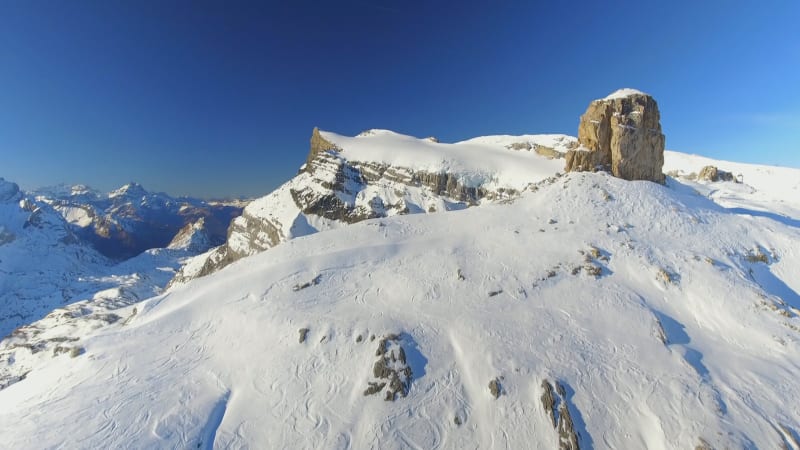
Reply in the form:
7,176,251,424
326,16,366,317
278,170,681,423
0,244,211,390
2,162,799,448
664,150,800,220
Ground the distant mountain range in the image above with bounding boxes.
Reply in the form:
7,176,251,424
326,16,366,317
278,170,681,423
32,182,243,260
0,178,244,340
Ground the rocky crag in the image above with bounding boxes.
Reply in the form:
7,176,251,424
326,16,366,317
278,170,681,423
565,88,666,182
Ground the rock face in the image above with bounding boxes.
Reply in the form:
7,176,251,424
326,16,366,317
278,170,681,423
307,127,340,166
565,89,665,183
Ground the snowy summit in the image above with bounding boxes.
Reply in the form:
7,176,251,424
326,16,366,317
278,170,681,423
601,88,650,101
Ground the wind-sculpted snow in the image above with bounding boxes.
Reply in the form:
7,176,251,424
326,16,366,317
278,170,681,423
2,170,799,448
0,235,219,390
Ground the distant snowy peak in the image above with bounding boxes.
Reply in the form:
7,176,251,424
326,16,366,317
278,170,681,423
167,218,212,252
69,184,95,196
32,183,102,201
108,182,149,199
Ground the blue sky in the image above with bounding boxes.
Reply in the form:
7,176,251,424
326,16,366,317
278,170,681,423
1,1,798,198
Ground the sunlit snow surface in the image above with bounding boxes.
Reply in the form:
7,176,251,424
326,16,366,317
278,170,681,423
1,137,800,448
322,129,574,190
601,88,650,100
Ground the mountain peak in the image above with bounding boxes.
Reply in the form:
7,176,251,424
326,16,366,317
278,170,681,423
167,217,212,252
69,184,96,196
109,182,147,198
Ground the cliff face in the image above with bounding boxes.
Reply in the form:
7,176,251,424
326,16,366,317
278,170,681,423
169,129,574,286
307,127,340,166
566,89,665,183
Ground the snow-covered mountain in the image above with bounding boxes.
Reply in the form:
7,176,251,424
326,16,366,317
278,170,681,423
33,182,243,260
1,129,799,448
167,217,214,252
0,179,243,362
170,128,577,285
0,178,110,338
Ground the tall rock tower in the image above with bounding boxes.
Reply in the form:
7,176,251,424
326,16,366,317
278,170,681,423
565,89,665,183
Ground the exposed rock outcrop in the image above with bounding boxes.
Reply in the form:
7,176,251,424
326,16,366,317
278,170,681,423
534,145,564,160
565,89,665,183
697,165,735,182
488,378,502,398
307,127,340,166
540,379,581,450
364,334,413,401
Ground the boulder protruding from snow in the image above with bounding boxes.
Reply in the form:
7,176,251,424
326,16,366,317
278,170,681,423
697,165,735,182
565,89,665,183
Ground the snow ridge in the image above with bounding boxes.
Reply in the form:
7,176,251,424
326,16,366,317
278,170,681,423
170,129,576,286
601,88,649,100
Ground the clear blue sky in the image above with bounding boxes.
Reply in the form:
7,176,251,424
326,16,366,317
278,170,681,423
2,1,798,198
